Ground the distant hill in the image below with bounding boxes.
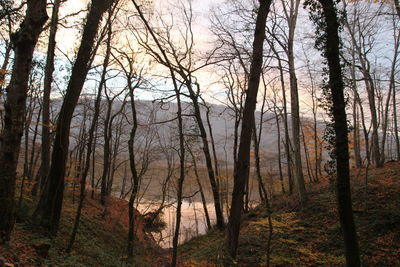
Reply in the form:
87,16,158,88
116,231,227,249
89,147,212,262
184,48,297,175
40,96,325,168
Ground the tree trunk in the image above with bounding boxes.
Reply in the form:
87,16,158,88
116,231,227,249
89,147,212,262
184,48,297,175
380,26,399,164
269,37,293,194
187,146,212,231
343,10,382,168
318,1,361,265
225,0,272,259
171,75,186,267
301,121,314,183
38,0,61,198
188,96,224,229
0,0,47,243
66,72,105,252
127,77,140,257
0,42,12,132
34,0,115,235
28,104,42,181
353,100,362,168
273,105,285,193
101,100,112,205
252,123,273,267
286,0,307,205
393,78,400,160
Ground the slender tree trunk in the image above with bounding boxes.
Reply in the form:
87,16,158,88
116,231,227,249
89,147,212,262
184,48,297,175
37,0,61,199
349,44,363,168
187,97,223,228
129,2,187,264
286,0,307,204
101,101,112,205
0,0,47,243
380,79,393,165
270,41,293,194
253,125,267,201
274,108,285,193
0,42,12,132
28,104,42,180
253,124,274,267
127,78,140,257
381,27,399,163
365,77,381,167
318,1,361,265
66,61,106,252
353,101,362,168
301,122,314,183
205,105,220,184
393,80,400,160
187,146,212,231
34,0,115,235
343,11,381,168
205,104,224,209
226,0,272,259
91,125,97,199
23,97,35,180
120,162,127,198
107,117,123,195
171,78,185,267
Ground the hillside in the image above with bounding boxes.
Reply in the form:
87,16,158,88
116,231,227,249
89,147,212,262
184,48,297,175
1,162,399,266
179,161,400,266
0,192,168,266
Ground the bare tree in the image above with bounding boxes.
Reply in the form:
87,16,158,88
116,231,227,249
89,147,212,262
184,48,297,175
281,0,307,204
343,0,384,167
0,0,47,243
226,0,272,260
34,0,116,235
132,0,225,231
307,0,361,265
36,0,62,197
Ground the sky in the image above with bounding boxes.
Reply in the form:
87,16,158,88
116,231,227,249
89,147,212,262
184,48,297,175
2,0,394,120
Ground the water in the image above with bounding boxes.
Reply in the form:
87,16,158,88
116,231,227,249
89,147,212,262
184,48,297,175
137,200,219,248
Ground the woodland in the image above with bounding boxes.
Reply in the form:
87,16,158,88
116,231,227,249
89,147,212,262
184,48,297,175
0,0,399,266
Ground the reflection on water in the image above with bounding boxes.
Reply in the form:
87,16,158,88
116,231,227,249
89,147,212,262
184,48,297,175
137,201,219,248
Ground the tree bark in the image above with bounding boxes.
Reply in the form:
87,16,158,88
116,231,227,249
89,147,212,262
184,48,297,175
38,0,61,198
318,1,361,265
0,42,12,131
268,31,293,194
393,76,400,160
0,0,47,243
171,72,186,267
187,146,212,231
127,75,140,258
380,23,399,164
343,7,382,167
184,83,224,230
284,0,307,204
34,0,115,235
225,0,272,259
65,19,112,249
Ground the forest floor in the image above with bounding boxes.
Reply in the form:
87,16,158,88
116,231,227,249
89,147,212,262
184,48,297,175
0,191,169,266
1,161,399,266
179,161,400,266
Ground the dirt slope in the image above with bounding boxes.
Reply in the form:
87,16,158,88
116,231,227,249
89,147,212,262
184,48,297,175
179,161,400,266
0,192,169,266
